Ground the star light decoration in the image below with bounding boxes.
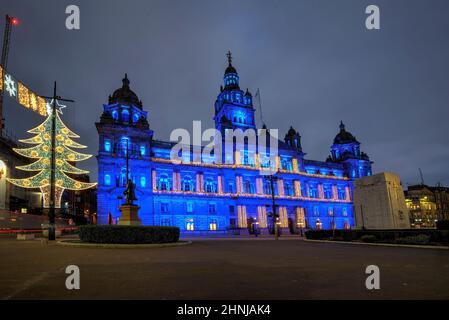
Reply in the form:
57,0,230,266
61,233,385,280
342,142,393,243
4,74,17,97
6,102,96,208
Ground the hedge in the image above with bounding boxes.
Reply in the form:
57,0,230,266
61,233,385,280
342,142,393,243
78,225,180,244
305,229,449,245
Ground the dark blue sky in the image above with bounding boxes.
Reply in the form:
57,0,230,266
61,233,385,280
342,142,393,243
1,0,449,186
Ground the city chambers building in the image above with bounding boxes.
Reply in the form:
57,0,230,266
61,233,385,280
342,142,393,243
96,55,373,233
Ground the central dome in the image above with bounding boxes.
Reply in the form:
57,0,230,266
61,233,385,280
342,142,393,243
108,74,142,109
333,121,358,144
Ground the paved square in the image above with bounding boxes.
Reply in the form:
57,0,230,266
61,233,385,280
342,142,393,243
0,237,448,299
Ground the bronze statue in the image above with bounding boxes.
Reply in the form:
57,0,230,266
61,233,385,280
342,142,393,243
123,178,137,205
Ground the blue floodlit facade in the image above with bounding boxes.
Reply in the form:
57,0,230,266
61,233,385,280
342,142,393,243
96,56,373,233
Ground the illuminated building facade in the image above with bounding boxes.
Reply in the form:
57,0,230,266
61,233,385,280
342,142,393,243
96,56,373,233
405,184,449,228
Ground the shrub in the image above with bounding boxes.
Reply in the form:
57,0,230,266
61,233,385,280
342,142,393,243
436,220,449,230
78,225,180,244
396,234,430,245
360,235,377,243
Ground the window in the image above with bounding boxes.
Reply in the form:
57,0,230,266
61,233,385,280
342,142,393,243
315,219,322,230
338,188,346,200
186,220,194,231
183,175,193,192
159,174,169,191
309,187,318,198
120,167,127,187
324,186,332,199
104,140,111,152
161,203,169,213
186,202,194,213
209,219,218,231
133,113,140,123
227,183,234,193
209,203,216,214
328,207,334,216
313,206,320,216
140,176,146,188
111,110,118,120
284,182,291,196
104,174,111,186
229,205,235,215
122,109,130,122
244,180,253,194
264,182,271,195
160,218,171,226
205,178,215,193
140,145,146,156
120,137,130,156
342,207,348,216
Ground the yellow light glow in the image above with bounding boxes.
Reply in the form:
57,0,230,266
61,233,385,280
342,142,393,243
56,146,64,153
18,82,30,108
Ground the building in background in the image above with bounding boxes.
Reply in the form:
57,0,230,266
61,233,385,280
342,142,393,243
0,133,41,213
96,54,373,233
354,172,410,229
405,184,449,228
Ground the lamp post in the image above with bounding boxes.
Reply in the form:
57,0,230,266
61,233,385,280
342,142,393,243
264,174,279,240
41,82,74,240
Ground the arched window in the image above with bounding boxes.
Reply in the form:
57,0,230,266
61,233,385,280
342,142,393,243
159,174,170,191
104,174,111,186
120,167,127,187
120,137,130,156
183,175,193,192
104,140,111,152
140,145,146,156
140,176,146,188
133,113,140,123
122,109,130,122
111,110,118,120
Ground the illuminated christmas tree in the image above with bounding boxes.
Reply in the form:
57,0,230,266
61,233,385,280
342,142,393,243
7,100,96,207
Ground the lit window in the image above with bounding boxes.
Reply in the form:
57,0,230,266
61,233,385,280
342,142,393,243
186,202,193,213
140,145,146,156
210,219,218,231
111,110,118,120
133,113,140,123
104,140,111,152
183,176,193,191
159,174,169,191
104,174,111,186
186,220,194,231
122,109,130,122
120,137,130,156
140,176,146,188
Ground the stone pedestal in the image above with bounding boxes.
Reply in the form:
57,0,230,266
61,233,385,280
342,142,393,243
259,228,270,235
118,204,142,226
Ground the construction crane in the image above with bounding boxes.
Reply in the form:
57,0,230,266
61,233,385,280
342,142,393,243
0,14,19,136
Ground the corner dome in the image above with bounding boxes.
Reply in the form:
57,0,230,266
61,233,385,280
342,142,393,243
333,121,358,144
108,74,142,109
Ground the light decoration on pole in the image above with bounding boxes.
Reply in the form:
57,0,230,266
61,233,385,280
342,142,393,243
0,65,47,116
6,100,96,207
